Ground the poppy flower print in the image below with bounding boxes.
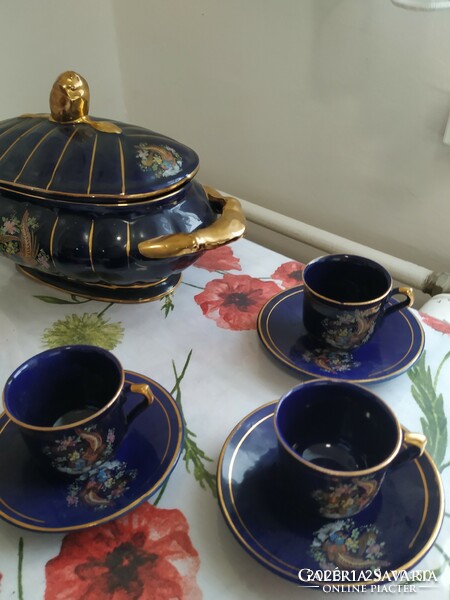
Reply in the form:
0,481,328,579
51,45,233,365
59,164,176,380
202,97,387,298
194,274,282,330
193,245,242,272
271,260,305,289
419,312,450,336
45,502,201,600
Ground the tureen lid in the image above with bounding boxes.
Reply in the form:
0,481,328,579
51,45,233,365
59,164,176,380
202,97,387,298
0,71,199,203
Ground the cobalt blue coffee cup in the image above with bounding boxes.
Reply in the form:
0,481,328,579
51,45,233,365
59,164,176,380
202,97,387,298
274,380,426,519
302,254,414,350
2,345,154,477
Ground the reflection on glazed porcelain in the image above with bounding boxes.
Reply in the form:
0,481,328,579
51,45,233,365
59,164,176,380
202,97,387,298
257,286,424,383
0,371,184,532
0,71,246,302
2,346,156,479
311,476,380,519
302,254,414,351
217,401,444,587
274,380,426,520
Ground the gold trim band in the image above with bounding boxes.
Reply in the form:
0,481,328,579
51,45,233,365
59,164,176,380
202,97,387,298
0,166,199,204
274,380,404,477
0,373,183,532
217,403,444,588
3,353,125,432
17,265,182,304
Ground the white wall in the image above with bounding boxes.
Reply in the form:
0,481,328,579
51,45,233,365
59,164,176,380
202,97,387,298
112,0,450,273
1,1,448,275
0,0,126,121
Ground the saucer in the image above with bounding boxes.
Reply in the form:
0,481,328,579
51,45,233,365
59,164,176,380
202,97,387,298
217,402,444,587
0,371,184,532
257,285,425,383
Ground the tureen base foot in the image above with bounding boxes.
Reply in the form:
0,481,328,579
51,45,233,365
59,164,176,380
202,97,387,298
17,266,182,304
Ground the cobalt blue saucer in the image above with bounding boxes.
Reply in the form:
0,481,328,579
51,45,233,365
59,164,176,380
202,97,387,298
0,371,184,532
217,402,443,587
257,285,425,383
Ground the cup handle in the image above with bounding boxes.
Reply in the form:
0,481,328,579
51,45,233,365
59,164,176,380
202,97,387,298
391,431,427,469
384,286,414,317
124,383,154,425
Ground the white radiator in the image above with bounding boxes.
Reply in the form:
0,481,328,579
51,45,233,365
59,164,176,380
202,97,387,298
234,195,450,297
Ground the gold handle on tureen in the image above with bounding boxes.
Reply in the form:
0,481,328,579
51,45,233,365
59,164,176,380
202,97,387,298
137,186,246,259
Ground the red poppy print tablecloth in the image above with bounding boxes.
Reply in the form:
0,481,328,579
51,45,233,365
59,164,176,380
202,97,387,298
0,237,448,600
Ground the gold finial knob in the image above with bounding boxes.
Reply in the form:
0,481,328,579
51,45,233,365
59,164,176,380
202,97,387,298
50,71,90,123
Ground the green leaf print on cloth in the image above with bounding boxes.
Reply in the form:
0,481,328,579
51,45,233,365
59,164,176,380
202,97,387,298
171,350,217,497
408,350,449,471
154,349,217,506
408,349,450,574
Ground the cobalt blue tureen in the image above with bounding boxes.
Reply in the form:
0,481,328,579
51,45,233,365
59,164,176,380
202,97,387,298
0,71,245,302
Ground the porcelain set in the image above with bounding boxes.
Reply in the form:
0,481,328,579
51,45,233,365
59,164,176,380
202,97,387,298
218,253,443,587
0,73,444,589
0,346,184,531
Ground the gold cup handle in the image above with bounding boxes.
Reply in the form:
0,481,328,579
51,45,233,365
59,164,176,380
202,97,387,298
129,383,154,406
138,185,246,259
403,431,427,457
125,383,154,426
384,286,414,316
391,431,427,469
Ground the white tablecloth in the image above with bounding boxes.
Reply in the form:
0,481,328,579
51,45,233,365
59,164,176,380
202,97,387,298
0,237,448,599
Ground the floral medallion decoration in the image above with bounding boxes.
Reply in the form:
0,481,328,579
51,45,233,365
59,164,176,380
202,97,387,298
45,501,201,599
311,477,379,519
194,244,242,272
322,306,379,350
310,519,389,571
271,260,305,288
194,273,282,330
0,210,50,269
135,143,182,178
44,425,116,475
66,459,137,510
300,347,361,373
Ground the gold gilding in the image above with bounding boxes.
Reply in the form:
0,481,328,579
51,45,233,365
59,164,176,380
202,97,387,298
217,403,444,587
403,431,427,457
126,222,131,258
88,221,95,272
0,121,42,163
50,71,90,123
118,137,125,195
49,71,121,134
129,383,154,406
23,71,121,135
14,128,56,183
138,186,246,259
408,461,429,549
398,286,414,308
0,168,199,203
17,266,182,304
0,374,183,532
87,134,98,195
46,129,77,190
257,287,425,384
49,216,59,265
